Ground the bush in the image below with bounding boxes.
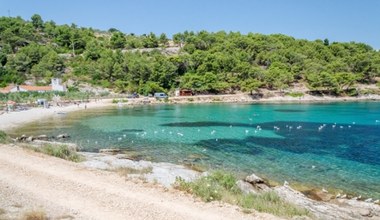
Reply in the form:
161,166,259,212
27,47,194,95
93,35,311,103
0,130,9,143
34,144,82,162
285,92,304,98
174,170,310,218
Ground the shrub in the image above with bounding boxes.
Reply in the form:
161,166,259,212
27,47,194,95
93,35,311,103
33,144,82,162
0,130,9,143
174,170,310,218
285,92,304,98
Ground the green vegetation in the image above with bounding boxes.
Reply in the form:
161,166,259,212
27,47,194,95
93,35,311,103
0,130,10,143
0,15,379,96
0,90,92,104
31,144,82,162
285,92,304,97
112,98,128,103
174,171,310,218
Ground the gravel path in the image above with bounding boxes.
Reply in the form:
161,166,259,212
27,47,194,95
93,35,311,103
0,144,278,220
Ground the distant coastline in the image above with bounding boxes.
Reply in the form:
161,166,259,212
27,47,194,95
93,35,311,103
2,93,380,132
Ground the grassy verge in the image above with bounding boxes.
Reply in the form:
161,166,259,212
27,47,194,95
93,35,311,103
30,144,83,162
174,170,310,218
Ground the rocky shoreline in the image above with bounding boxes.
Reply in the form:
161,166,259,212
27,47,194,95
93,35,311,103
122,93,380,106
80,149,380,220
16,136,380,220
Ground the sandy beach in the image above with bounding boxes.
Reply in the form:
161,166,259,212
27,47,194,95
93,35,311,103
2,93,380,132
0,99,113,132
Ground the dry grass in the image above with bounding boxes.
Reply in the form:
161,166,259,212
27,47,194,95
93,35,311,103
26,144,83,162
115,166,153,177
22,210,47,220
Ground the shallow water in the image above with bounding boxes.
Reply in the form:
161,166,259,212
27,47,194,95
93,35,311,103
12,102,380,199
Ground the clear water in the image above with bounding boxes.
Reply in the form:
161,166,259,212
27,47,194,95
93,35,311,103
12,102,380,199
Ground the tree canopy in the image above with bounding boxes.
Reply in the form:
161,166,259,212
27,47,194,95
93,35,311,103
0,15,379,95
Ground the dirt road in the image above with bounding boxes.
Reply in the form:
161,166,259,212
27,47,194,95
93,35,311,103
0,145,277,220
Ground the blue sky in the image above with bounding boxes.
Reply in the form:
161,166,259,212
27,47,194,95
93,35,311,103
1,0,379,49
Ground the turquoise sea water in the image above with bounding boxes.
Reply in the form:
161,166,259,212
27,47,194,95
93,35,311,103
13,102,380,199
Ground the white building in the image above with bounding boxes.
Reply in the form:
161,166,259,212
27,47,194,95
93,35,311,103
0,78,66,93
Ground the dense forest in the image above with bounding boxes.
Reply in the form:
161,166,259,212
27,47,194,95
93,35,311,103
1,15,380,96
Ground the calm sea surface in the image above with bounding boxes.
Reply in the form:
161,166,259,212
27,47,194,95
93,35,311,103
12,102,380,199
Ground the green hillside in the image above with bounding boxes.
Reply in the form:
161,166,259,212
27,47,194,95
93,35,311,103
1,15,379,95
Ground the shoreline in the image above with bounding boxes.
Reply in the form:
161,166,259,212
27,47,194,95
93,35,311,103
2,93,380,132
1,93,380,219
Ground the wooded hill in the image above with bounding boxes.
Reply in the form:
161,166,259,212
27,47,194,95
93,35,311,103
1,15,379,96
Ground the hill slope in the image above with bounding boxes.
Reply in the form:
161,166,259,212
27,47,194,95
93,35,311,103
1,15,379,96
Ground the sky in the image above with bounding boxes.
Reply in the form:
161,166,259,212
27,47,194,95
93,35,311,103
1,0,379,49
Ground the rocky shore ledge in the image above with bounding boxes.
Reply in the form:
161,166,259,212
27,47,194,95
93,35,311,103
80,149,380,220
